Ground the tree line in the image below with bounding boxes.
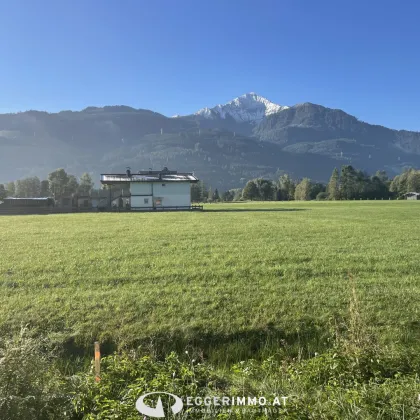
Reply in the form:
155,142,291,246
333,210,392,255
192,166,420,202
0,169,95,201
1,165,419,203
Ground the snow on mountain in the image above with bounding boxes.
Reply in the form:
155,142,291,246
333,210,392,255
194,93,289,124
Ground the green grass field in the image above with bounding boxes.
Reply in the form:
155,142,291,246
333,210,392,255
1,201,420,358
2,201,420,418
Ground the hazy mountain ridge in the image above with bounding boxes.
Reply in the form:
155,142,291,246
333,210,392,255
254,102,420,152
1,94,420,188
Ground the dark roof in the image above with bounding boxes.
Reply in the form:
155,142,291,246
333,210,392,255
3,197,51,200
0,197,54,207
100,169,198,184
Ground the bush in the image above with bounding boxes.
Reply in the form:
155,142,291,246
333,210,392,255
0,329,72,420
72,351,224,419
2,327,419,418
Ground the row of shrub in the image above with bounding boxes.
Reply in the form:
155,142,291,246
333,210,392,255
2,320,420,419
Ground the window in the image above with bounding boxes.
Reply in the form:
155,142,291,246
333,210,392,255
144,198,149,204
83,200,89,207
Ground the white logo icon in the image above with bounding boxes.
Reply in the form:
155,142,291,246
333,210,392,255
136,392,183,418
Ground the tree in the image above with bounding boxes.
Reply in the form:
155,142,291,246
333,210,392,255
79,173,94,195
232,188,243,201
40,180,51,197
226,188,241,201
397,169,410,194
368,175,389,199
6,182,15,197
221,190,234,201
310,182,325,200
242,180,259,200
212,188,220,201
389,174,402,197
327,168,340,200
48,169,69,200
277,174,295,201
15,180,26,198
200,181,209,201
14,177,40,198
294,178,312,201
0,184,6,200
191,181,209,202
255,179,274,201
353,169,368,199
389,168,420,198
407,169,420,192
340,165,358,200
191,183,202,202
29,177,41,197
375,170,388,183
66,175,79,196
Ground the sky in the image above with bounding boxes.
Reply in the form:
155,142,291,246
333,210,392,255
0,0,420,130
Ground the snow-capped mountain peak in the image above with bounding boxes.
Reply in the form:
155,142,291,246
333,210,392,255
195,93,288,123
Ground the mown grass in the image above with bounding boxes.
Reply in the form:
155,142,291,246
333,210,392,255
1,201,420,366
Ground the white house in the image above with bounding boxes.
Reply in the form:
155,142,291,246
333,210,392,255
100,167,200,210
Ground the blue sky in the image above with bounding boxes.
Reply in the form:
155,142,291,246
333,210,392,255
0,0,419,130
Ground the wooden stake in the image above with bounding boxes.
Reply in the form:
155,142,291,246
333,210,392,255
94,341,101,382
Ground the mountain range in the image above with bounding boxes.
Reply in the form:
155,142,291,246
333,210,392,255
1,93,420,189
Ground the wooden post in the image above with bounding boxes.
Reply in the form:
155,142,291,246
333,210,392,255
94,341,101,382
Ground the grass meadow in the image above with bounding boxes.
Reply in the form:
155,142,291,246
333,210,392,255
1,201,420,418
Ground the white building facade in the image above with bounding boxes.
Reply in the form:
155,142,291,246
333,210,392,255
100,168,199,210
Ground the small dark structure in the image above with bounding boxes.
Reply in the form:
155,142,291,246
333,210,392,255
0,197,54,207
0,197,55,215
403,192,420,200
